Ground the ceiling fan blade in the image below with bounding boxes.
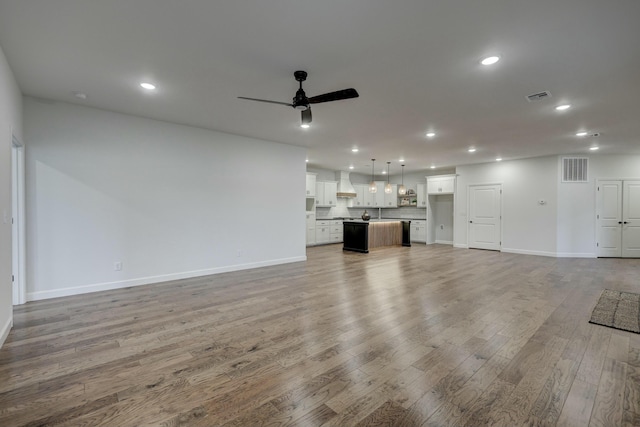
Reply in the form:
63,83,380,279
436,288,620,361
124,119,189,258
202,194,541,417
237,97,293,107
308,88,359,104
301,108,312,125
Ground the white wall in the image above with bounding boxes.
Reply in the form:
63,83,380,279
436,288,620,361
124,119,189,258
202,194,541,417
557,154,640,257
455,156,559,256
456,154,640,257
25,98,306,300
0,44,23,347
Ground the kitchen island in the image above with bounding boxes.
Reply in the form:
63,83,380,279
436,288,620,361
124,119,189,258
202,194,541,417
343,220,411,253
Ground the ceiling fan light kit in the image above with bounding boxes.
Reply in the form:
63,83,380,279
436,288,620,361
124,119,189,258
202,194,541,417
238,70,359,127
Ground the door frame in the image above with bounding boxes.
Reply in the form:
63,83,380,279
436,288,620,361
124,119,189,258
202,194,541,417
11,131,26,305
467,182,503,251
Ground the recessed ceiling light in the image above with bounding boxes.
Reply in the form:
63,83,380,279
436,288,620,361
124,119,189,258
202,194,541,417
399,159,405,162
300,123,310,129
351,148,359,153
468,148,476,153
555,104,571,111
426,132,436,138
349,165,354,169
72,91,87,100
430,165,436,169
576,132,588,137
590,146,599,151
496,158,502,162
481,56,500,65
305,159,309,163
382,170,387,175
140,82,156,90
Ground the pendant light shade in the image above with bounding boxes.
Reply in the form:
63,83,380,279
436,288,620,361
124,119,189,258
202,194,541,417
369,159,377,193
384,162,392,194
398,164,407,195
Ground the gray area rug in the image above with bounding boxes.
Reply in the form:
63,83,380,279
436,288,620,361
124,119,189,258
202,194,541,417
589,289,640,334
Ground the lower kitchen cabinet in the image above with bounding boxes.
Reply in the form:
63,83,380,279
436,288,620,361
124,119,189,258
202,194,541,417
330,220,343,243
306,212,316,246
315,220,331,245
411,220,426,243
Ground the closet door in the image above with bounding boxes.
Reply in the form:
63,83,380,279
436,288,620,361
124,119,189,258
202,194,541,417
622,180,640,257
468,184,501,251
597,181,623,257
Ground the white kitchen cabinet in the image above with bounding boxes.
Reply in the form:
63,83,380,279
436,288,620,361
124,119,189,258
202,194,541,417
372,182,385,207
315,220,331,244
383,184,398,207
306,173,317,197
306,212,316,246
315,181,338,207
352,184,366,208
417,183,427,207
410,220,426,242
363,185,375,207
427,175,456,194
330,219,343,243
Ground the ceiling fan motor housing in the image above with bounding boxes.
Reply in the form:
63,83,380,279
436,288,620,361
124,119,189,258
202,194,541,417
293,88,309,110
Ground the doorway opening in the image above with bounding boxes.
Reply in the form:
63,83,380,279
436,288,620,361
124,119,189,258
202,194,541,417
12,133,26,305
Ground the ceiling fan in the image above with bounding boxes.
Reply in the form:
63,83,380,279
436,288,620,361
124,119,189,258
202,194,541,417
238,71,359,127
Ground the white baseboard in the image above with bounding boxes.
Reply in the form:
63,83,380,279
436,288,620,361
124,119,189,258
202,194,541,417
501,248,558,258
502,247,597,258
556,252,596,258
27,256,307,302
0,315,13,349
435,240,453,245
453,243,468,249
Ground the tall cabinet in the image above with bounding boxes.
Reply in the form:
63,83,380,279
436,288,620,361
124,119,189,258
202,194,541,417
426,175,456,245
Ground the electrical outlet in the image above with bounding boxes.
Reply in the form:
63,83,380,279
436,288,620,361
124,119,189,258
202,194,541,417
114,261,122,271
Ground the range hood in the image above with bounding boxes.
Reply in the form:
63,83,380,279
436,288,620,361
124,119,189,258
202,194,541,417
336,171,357,198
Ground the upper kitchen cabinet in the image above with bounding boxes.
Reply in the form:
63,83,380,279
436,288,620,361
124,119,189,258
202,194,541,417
305,173,317,197
383,184,398,207
417,183,427,207
371,182,386,207
427,175,456,194
353,184,366,208
315,181,338,207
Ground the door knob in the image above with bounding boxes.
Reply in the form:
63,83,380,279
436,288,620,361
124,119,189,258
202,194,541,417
469,221,473,223
624,221,629,224
619,221,623,224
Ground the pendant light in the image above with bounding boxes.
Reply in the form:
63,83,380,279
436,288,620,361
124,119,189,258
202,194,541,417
398,164,407,195
385,162,392,194
369,159,377,193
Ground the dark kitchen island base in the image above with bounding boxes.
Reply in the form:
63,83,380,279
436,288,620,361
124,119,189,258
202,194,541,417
343,221,411,253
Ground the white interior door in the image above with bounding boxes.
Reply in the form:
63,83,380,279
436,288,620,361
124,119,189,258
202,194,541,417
468,184,501,250
597,180,623,257
622,180,640,257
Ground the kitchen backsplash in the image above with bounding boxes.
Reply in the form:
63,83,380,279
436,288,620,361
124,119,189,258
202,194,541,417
315,198,426,219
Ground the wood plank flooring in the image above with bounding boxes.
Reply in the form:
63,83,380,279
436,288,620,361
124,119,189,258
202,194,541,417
1,244,639,426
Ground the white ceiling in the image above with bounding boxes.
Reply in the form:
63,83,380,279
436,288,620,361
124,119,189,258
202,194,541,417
1,0,639,175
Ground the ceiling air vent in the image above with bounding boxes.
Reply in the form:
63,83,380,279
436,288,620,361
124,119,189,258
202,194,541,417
562,157,589,183
526,91,551,102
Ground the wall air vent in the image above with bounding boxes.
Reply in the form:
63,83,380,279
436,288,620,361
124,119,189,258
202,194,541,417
526,91,551,102
562,157,589,183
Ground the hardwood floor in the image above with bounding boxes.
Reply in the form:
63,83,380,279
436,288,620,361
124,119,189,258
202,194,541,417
1,244,639,426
